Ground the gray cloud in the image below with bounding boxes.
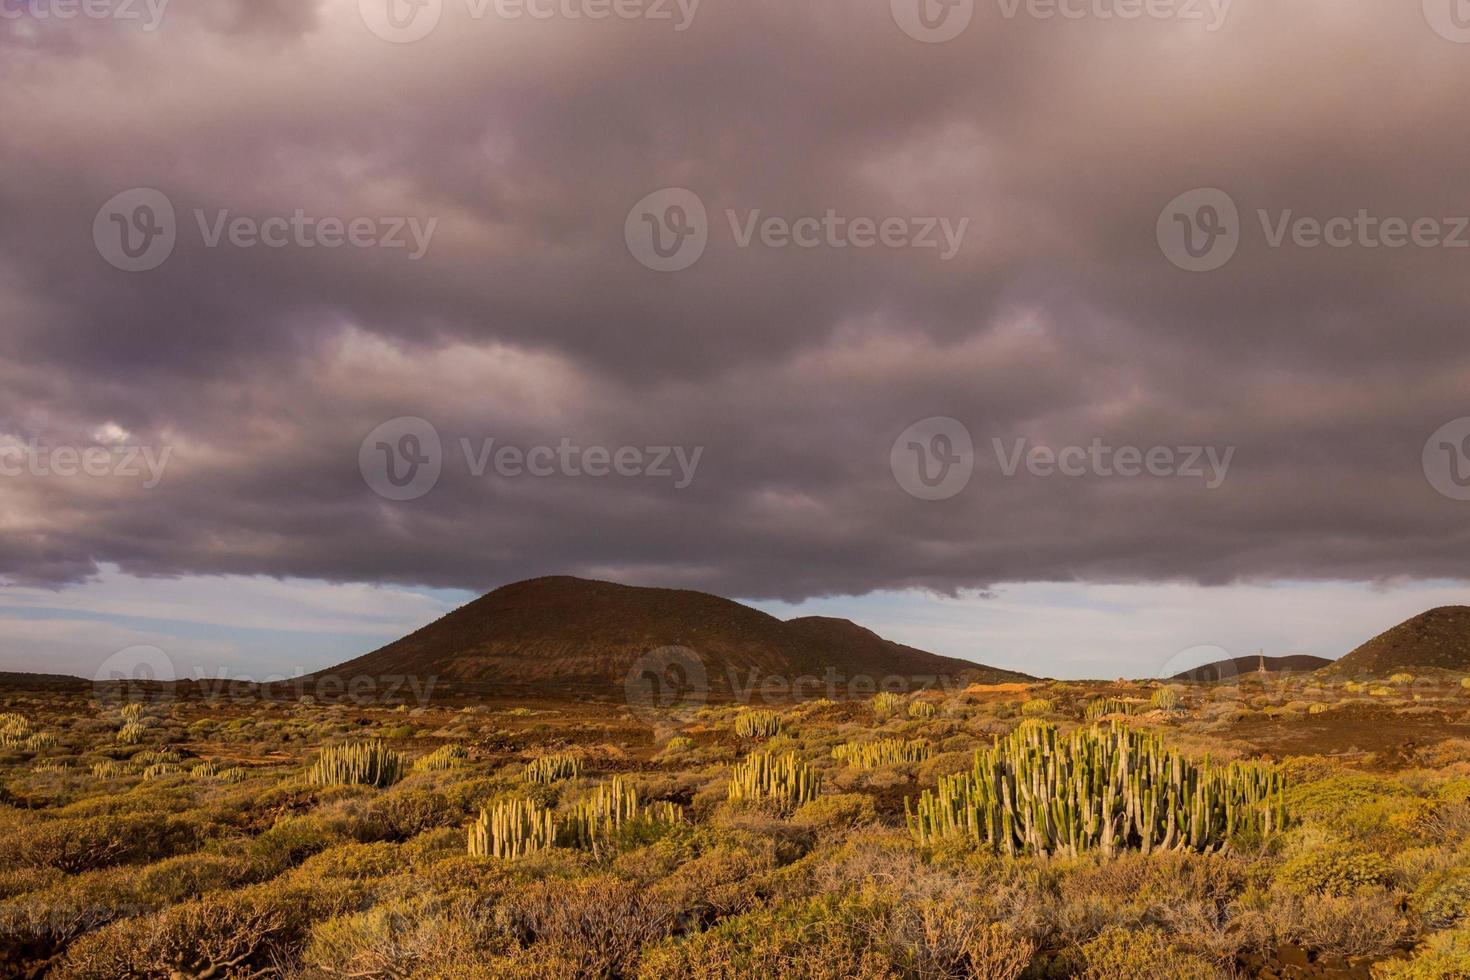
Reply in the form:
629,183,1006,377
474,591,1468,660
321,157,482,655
2,0,1469,601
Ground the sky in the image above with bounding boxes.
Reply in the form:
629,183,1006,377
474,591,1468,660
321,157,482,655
2,1,1470,681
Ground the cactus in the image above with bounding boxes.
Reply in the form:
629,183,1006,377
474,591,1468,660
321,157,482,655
0,713,33,748
1085,698,1143,722
526,752,580,784
142,762,184,780
905,722,1290,858
560,777,682,854
733,710,784,739
413,743,469,772
306,740,405,789
468,798,557,860
727,751,821,810
871,692,907,720
116,721,147,745
91,760,133,779
120,703,144,722
218,767,248,783
832,738,931,770
1150,688,1182,711
1020,698,1054,717
908,700,938,719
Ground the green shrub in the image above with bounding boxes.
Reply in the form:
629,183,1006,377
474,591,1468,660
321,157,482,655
1277,844,1392,896
1373,926,1470,979
1077,927,1216,980
1412,866,1470,929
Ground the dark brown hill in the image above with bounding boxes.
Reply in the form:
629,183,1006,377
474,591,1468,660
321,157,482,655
1172,654,1332,683
317,576,1028,697
1333,606,1470,676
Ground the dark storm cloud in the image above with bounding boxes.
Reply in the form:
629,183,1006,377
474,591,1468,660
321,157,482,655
2,0,1469,599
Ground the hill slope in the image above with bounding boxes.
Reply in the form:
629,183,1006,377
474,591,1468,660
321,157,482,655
1172,654,1333,683
319,576,1027,696
1333,606,1470,675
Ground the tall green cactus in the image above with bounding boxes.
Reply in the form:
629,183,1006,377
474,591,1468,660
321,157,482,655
413,743,469,772
1085,698,1143,722
832,738,931,769
871,692,907,720
733,710,783,739
468,798,556,860
728,751,820,810
905,722,1289,858
306,740,405,789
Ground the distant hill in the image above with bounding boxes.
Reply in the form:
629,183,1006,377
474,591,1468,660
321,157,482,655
1332,606,1470,676
316,576,1029,697
0,671,89,691
1172,654,1332,683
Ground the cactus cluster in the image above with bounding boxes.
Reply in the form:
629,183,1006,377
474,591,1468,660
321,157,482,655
561,776,683,854
469,779,682,860
908,701,938,720
526,752,580,784
905,722,1290,858
1084,698,1143,722
728,751,821,810
871,692,908,719
306,740,405,789
413,743,469,772
1150,688,1182,711
468,798,557,860
831,738,931,770
142,762,184,780
120,703,144,722
0,713,33,748
116,721,147,745
91,760,132,779
733,710,784,739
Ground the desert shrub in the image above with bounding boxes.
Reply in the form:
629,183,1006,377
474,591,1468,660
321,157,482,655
306,741,405,789
8,814,201,874
1277,844,1392,896
1373,926,1470,979
1076,927,1216,980
727,752,821,812
56,892,289,980
1411,866,1470,929
1267,888,1411,958
525,752,580,784
790,793,878,836
367,789,455,840
133,853,255,905
302,895,504,978
734,710,783,739
497,875,675,977
1390,673,1416,685
1287,773,1412,834
870,692,906,720
1309,702,1331,714
907,701,937,720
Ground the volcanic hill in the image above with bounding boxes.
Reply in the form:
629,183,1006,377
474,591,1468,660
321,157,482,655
1332,606,1470,676
318,576,1028,697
